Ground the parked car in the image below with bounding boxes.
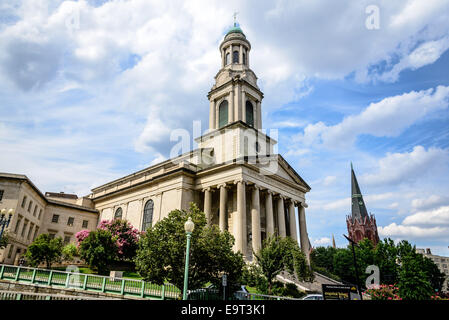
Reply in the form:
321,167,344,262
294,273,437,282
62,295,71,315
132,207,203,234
302,294,323,300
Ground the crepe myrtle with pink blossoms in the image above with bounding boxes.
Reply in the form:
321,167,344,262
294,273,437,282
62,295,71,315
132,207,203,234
98,219,141,260
76,219,141,261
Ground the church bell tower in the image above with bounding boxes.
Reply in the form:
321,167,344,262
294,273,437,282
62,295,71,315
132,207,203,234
208,22,264,130
197,21,276,166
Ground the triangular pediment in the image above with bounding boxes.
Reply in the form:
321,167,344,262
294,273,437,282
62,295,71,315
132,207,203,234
256,155,311,191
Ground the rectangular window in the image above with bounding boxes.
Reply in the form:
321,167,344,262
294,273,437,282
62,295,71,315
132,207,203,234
7,245,14,259
48,233,56,240
21,196,27,208
27,201,33,212
33,205,37,217
27,223,34,241
21,220,29,237
82,220,89,228
64,235,71,244
0,190,4,201
14,215,23,234
67,217,74,227
52,214,59,223
38,209,42,220
33,227,39,241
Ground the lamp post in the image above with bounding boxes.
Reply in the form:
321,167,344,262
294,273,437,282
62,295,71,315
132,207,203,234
182,217,194,300
343,234,363,300
0,208,15,240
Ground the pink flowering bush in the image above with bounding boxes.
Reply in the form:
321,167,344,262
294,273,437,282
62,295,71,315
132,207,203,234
98,219,141,261
75,230,90,248
364,284,402,300
430,293,449,300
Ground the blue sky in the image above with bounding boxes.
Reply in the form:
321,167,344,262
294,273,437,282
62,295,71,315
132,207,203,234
1,0,449,255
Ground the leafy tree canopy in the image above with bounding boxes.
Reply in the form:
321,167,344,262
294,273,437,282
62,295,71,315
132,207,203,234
135,203,244,294
25,234,64,269
78,229,118,275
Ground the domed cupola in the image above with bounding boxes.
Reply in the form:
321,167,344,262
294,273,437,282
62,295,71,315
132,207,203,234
207,20,264,131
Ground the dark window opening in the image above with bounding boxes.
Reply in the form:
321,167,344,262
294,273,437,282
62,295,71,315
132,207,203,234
233,50,239,63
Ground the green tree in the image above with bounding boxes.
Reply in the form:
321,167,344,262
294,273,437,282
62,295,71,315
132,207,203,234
254,235,313,295
78,229,118,275
62,243,79,262
398,255,434,300
310,246,337,273
135,203,244,295
25,234,64,269
373,238,399,284
422,256,446,293
0,232,9,250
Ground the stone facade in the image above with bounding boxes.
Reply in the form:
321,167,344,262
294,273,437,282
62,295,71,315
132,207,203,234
0,24,312,264
0,173,98,265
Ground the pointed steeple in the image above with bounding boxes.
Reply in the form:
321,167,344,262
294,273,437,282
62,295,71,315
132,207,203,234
332,234,336,249
351,163,369,223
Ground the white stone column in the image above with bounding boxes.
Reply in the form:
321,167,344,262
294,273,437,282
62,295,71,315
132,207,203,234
235,179,246,257
257,101,262,130
299,202,311,264
209,99,216,130
251,184,261,257
203,187,212,226
265,191,275,236
218,183,228,232
236,83,241,121
277,196,286,237
242,90,246,122
288,200,298,242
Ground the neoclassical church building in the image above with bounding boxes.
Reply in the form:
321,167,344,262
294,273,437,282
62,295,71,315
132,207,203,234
0,23,312,264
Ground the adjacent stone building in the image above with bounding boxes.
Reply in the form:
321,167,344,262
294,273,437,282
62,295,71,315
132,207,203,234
0,23,312,264
0,173,98,265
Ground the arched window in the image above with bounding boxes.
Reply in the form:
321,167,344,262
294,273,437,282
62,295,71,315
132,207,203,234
218,100,228,128
233,50,239,63
226,53,230,65
114,207,122,220
142,200,154,231
246,100,254,127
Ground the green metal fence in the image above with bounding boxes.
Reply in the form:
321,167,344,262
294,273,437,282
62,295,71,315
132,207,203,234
0,264,180,300
0,290,117,300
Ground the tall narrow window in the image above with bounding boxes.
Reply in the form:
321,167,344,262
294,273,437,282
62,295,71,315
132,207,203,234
233,50,239,63
226,52,230,65
218,100,229,128
114,207,123,220
243,52,246,65
246,101,254,127
142,200,154,232
21,196,27,208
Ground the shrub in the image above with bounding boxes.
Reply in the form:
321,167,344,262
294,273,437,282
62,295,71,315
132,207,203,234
25,234,64,269
98,219,140,261
78,229,118,275
364,284,401,300
62,243,79,262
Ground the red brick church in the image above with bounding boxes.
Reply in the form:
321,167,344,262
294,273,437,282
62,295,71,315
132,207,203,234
346,163,379,245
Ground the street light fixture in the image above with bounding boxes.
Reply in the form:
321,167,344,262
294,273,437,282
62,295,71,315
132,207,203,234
343,234,363,300
0,208,15,239
183,217,194,300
